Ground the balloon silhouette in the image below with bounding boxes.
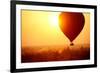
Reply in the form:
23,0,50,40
59,12,85,45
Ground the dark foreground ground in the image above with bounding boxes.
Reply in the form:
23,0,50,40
21,45,90,63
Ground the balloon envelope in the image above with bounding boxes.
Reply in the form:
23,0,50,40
59,12,85,42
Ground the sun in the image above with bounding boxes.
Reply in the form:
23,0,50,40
49,13,60,27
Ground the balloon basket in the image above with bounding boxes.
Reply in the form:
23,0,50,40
70,42,74,46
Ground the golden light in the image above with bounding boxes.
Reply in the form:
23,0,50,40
49,13,60,27
22,10,90,47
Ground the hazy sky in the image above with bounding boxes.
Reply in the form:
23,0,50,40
21,10,90,47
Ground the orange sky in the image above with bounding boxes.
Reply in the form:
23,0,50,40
21,10,90,47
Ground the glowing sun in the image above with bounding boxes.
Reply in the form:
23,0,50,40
49,13,60,27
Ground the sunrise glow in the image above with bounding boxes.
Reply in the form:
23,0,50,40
21,10,90,47
49,13,59,27
21,10,90,63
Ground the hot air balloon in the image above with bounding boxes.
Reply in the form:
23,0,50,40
59,12,85,46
